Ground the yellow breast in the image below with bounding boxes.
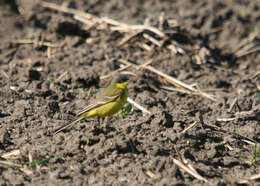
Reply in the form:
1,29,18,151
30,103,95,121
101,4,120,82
96,88,128,117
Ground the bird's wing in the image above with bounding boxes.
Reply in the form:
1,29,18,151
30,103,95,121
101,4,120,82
76,85,123,117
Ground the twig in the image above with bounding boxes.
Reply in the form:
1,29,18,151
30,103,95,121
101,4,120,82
10,39,61,48
249,173,260,181
167,43,185,54
0,48,17,62
137,59,154,69
56,71,68,82
118,59,216,101
203,123,258,145
239,173,260,184
143,33,163,47
179,121,198,134
251,71,260,79
146,170,156,178
236,45,260,58
1,150,21,159
127,97,151,115
111,24,165,38
158,12,165,30
100,64,133,80
0,160,22,168
118,31,141,46
170,156,208,182
1,70,9,79
41,2,165,38
217,110,258,122
41,1,185,56
142,65,216,101
216,118,236,122
161,86,192,94
41,1,85,15
137,42,153,51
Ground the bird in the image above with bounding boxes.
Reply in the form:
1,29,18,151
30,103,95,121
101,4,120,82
54,74,129,134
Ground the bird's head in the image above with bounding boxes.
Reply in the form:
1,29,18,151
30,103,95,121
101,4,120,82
112,74,128,89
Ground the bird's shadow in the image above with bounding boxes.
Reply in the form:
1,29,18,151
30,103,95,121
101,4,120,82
91,125,117,136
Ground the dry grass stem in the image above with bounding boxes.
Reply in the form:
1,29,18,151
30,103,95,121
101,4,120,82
1,70,9,79
118,31,141,46
41,1,184,55
234,31,260,58
0,159,33,175
10,39,61,48
56,71,68,82
143,65,216,101
216,118,236,122
41,1,84,15
146,170,156,178
100,64,132,80
137,42,153,51
118,59,216,101
179,121,198,134
127,97,151,115
167,44,185,54
42,1,165,38
1,150,21,159
239,173,260,184
0,48,16,61
0,160,22,168
251,71,260,79
236,45,260,58
203,123,258,145
170,156,208,182
158,12,165,30
161,86,193,94
143,33,163,47
137,59,154,69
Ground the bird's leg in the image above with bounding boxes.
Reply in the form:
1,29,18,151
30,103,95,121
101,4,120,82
104,116,109,130
104,116,108,124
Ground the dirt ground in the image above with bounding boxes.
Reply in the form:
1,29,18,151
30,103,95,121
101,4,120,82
0,0,260,185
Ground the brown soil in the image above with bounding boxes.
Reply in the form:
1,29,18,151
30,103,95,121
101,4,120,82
0,0,259,185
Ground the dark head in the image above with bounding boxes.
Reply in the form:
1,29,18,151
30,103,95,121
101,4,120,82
111,74,128,89
112,74,128,84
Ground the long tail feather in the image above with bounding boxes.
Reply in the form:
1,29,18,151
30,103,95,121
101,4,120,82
54,116,83,134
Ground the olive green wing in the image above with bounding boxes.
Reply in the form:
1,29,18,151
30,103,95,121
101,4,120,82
76,84,123,117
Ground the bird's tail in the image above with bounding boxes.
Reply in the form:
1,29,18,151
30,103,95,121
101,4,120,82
53,116,84,134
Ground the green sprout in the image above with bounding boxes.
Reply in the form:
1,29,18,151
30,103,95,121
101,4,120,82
146,11,155,19
240,144,260,164
118,103,133,119
89,91,95,97
247,26,254,35
49,77,55,84
136,19,143,24
191,55,197,63
23,157,59,169
76,88,84,94
250,145,260,164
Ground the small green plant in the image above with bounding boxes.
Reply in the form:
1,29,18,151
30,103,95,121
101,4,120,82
49,77,55,84
258,92,260,103
146,10,155,19
250,144,260,164
191,55,197,63
89,91,94,97
23,157,59,169
76,88,84,94
239,144,260,164
136,19,143,24
118,103,133,119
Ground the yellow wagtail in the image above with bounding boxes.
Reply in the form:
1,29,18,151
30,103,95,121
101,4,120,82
54,74,128,134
